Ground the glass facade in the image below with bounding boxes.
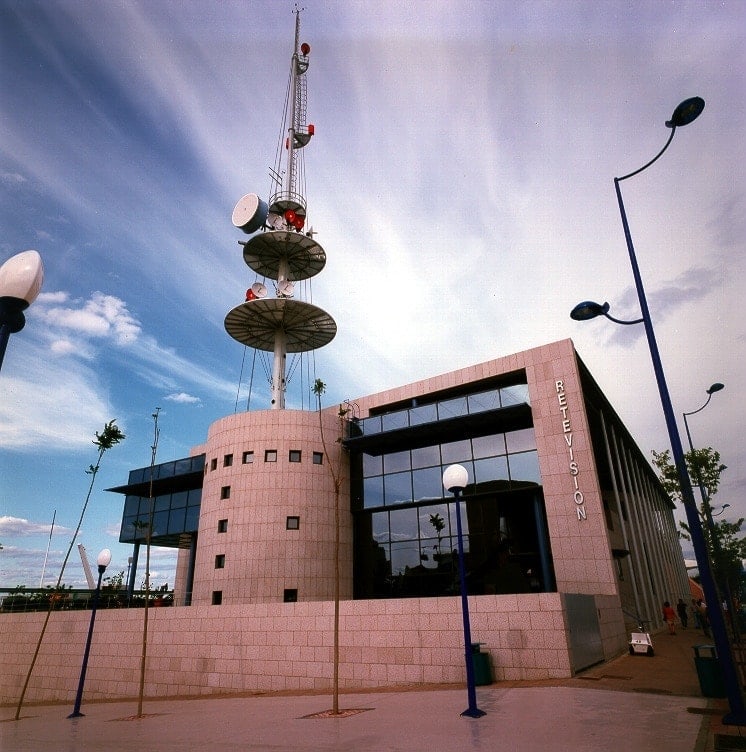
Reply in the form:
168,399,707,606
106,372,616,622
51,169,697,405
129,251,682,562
350,382,555,599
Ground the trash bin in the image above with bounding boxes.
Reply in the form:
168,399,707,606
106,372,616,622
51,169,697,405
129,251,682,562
471,643,493,686
693,645,726,698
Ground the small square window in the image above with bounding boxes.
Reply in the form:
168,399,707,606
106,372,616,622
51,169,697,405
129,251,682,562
289,450,301,463
224,454,233,467
283,588,298,603
242,450,254,464
215,554,225,569
265,450,277,463
210,458,218,471
286,516,300,530
212,590,223,605
217,519,228,533
312,452,323,465
220,486,231,500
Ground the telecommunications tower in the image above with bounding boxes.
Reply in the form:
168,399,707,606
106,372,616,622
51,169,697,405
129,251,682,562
225,9,336,409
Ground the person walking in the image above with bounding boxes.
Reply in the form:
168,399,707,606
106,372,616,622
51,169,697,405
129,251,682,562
662,601,677,635
677,598,689,629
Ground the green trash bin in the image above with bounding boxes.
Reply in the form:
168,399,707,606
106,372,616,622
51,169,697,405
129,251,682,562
693,645,726,698
471,643,493,686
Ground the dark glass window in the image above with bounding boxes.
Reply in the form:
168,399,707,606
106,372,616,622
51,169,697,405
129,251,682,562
438,396,467,419
412,466,443,502
215,554,225,569
441,439,472,465
362,476,385,509
382,410,409,431
472,433,506,459
384,471,413,506
286,516,300,530
473,455,510,487
389,506,419,541
312,451,323,465
506,427,537,453
371,510,389,543
411,445,440,469
508,450,541,486
362,454,383,477
220,486,231,499
217,519,228,533
289,450,302,463
224,454,233,467
211,591,222,605
283,588,298,602
383,450,410,474
409,403,438,426
210,458,217,471
467,389,501,414
242,451,254,464
265,450,277,462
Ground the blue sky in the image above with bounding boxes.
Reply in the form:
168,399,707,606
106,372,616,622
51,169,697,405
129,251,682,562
1,0,744,589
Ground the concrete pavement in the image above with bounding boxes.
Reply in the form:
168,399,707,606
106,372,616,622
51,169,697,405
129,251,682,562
2,623,745,751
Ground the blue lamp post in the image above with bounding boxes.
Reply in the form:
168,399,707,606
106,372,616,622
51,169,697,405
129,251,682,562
0,250,44,372
443,463,485,718
68,548,111,719
571,97,746,725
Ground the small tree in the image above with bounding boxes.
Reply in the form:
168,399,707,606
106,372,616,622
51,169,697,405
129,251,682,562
15,420,125,719
652,447,746,598
312,378,348,715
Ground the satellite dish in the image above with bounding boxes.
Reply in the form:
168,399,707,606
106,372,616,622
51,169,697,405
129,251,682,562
277,280,295,297
245,282,268,301
232,193,269,234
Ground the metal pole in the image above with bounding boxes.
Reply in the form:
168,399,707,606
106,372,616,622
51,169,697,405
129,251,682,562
615,178,746,724
453,487,485,718
68,564,106,718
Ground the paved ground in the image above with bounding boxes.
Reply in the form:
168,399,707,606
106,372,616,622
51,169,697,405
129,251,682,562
2,624,745,751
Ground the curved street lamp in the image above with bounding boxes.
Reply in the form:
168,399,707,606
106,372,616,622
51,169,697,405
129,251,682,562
0,250,44,371
68,548,111,719
572,98,746,725
570,301,643,326
442,464,485,718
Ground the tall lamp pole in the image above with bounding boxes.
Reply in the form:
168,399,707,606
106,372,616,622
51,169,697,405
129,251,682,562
682,384,737,636
443,464,485,718
68,548,111,719
0,250,44,371
572,98,745,725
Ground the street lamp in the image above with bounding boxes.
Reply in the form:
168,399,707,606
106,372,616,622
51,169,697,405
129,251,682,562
572,97,746,725
713,504,731,518
442,464,485,718
0,250,44,371
68,548,111,719
683,384,737,636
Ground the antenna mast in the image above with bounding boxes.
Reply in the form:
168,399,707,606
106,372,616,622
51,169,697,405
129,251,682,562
225,8,335,409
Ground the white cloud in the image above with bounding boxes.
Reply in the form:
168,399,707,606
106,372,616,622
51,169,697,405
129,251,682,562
0,516,69,537
165,392,202,404
37,291,141,346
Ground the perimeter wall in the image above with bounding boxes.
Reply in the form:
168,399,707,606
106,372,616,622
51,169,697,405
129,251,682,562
0,592,621,705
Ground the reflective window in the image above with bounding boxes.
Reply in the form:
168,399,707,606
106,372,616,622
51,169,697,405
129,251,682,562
506,427,537,453
384,471,413,506
409,403,438,426
509,450,541,486
171,491,188,509
412,466,443,502
441,439,472,465
468,389,501,413
389,506,419,541
473,455,510,486
382,411,409,431
390,541,422,576
371,511,389,543
363,476,385,509
472,433,506,459
362,453,383,478
168,507,187,532
501,383,530,406
411,445,440,469
438,396,468,420
383,450,411,474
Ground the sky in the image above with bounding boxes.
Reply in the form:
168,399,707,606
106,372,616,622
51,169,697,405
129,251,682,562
1,0,744,590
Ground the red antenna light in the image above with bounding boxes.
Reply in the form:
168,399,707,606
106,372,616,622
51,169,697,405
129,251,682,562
301,42,310,55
